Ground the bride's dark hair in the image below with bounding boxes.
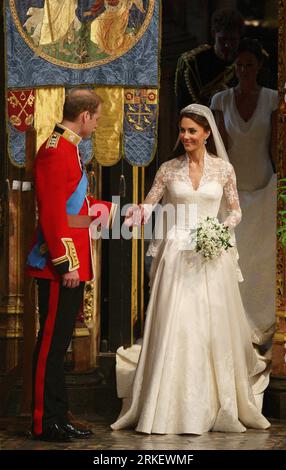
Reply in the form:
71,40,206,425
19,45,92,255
180,111,211,133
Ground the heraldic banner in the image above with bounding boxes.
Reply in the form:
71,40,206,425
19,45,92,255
5,0,160,167
5,0,159,88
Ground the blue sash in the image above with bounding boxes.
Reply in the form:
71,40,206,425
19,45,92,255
27,171,88,269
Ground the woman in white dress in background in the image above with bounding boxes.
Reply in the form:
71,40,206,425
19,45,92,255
111,104,270,435
210,39,277,392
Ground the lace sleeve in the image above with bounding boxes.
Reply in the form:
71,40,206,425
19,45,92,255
223,162,242,229
141,163,168,221
144,163,167,205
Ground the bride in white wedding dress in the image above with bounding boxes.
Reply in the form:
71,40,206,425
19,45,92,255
111,104,270,435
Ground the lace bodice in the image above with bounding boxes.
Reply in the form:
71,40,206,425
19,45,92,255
143,153,241,230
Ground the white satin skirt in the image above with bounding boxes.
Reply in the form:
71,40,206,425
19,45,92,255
111,239,270,434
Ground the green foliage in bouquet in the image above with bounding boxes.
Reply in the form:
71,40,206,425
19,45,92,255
196,216,233,260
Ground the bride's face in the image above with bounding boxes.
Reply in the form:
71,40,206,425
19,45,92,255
179,117,209,154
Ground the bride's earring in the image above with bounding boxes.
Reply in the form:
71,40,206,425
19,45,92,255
204,139,208,145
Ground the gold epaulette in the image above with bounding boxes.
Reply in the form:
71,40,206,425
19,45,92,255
62,129,81,146
181,44,211,62
46,132,61,149
46,127,81,149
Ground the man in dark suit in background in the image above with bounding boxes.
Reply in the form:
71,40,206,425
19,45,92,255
175,8,244,109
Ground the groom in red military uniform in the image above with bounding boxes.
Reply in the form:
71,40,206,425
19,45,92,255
27,88,102,442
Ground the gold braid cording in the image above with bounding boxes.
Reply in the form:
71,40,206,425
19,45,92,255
82,160,100,327
177,44,236,105
83,282,94,325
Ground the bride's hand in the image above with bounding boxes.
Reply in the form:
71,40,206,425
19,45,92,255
124,205,142,227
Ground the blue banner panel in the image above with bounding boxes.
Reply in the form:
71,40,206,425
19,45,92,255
123,88,158,166
6,0,159,88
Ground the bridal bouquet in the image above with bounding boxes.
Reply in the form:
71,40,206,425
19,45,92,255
193,217,232,260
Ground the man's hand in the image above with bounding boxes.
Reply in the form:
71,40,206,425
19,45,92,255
62,270,80,288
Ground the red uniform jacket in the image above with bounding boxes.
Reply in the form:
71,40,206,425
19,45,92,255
27,124,93,281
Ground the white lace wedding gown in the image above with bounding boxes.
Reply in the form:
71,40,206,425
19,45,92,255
111,153,270,435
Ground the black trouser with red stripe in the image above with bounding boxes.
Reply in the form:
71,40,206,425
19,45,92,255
32,279,85,436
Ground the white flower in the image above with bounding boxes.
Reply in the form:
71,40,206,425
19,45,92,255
194,216,232,261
